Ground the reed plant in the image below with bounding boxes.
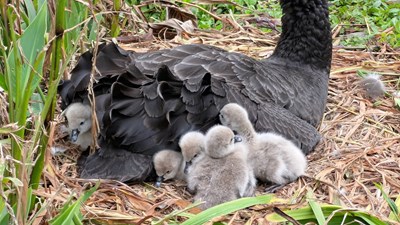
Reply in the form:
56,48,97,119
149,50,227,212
0,0,99,224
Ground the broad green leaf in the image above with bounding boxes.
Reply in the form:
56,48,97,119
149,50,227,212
182,194,278,225
30,93,44,116
7,2,47,101
49,182,99,225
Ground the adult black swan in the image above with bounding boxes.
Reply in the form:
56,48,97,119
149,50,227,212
59,0,332,182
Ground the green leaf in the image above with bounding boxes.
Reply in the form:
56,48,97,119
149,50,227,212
30,93,43,116
390,195,400,221
0,198,10,225
49,182,99,225
266,204,387,225
181,194,278,225
307,191,326,225
2,177,23,187
375,183,399,221
6,1,47,102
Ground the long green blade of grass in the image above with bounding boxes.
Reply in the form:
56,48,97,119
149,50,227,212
49,182,99,225
181,194,277,225
265,204,387,225
375,183,399,222
306,190,326,225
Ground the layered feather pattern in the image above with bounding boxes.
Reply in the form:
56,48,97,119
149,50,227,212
60,0,332,182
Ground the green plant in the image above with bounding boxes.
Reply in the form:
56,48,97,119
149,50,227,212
0,0,100,224
265,190,394,224
152,194,281,225
49,182,99,225
330,0,400,48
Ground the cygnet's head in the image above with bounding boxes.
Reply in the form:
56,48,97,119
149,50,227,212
153,150,183,187
219,103,249,131
205,125,242,159
179,131,205,173
63,103,92,142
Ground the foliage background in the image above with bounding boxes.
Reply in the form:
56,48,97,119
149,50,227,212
0,0,399,224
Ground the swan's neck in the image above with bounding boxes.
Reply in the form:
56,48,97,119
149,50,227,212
271,0,332,72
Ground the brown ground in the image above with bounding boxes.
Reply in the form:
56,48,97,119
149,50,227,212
32,24,400,224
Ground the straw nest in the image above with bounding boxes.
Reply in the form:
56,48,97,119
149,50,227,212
31,18,400,224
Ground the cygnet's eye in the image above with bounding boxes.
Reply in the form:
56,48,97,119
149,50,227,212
193,153,198,159
80,121,85,126
166,170,171,175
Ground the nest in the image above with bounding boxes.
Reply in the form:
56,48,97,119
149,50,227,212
33,24,400,224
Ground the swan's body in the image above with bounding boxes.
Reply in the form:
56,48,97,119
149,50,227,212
187,125,256,209
59,0,332,182
220,103,307,185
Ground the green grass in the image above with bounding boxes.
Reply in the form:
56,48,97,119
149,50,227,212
0,0,99,223
330,0,400,48
131,0,399,48
0,0,398,224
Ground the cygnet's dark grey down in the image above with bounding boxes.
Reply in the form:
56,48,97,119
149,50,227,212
187,125,256,210
178,131,205,174
220,103,307,185
63,102,93,150
59,0,332,182
359,73,386,100
153,150,186,187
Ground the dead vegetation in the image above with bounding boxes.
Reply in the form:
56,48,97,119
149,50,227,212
28,2,400,224
31,27,400,224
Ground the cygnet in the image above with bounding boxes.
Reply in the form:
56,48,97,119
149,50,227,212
63,102,93,150
153,149,186,187
178,131,206,174
219,103,307,189
188,125,256,209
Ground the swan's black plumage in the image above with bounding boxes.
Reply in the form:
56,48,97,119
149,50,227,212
59,0,332,182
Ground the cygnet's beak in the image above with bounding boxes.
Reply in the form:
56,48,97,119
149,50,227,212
155,176,164,188
234,135,242,143
184,161,192,174
70,129,80,142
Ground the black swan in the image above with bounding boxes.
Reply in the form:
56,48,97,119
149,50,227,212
59,0,332,182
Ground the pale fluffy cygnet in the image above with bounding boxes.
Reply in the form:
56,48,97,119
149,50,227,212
63,102,93,150
153,149,186,187
220,103,307,187
359,73,386,100
187,125,256,209
178,131,205,174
